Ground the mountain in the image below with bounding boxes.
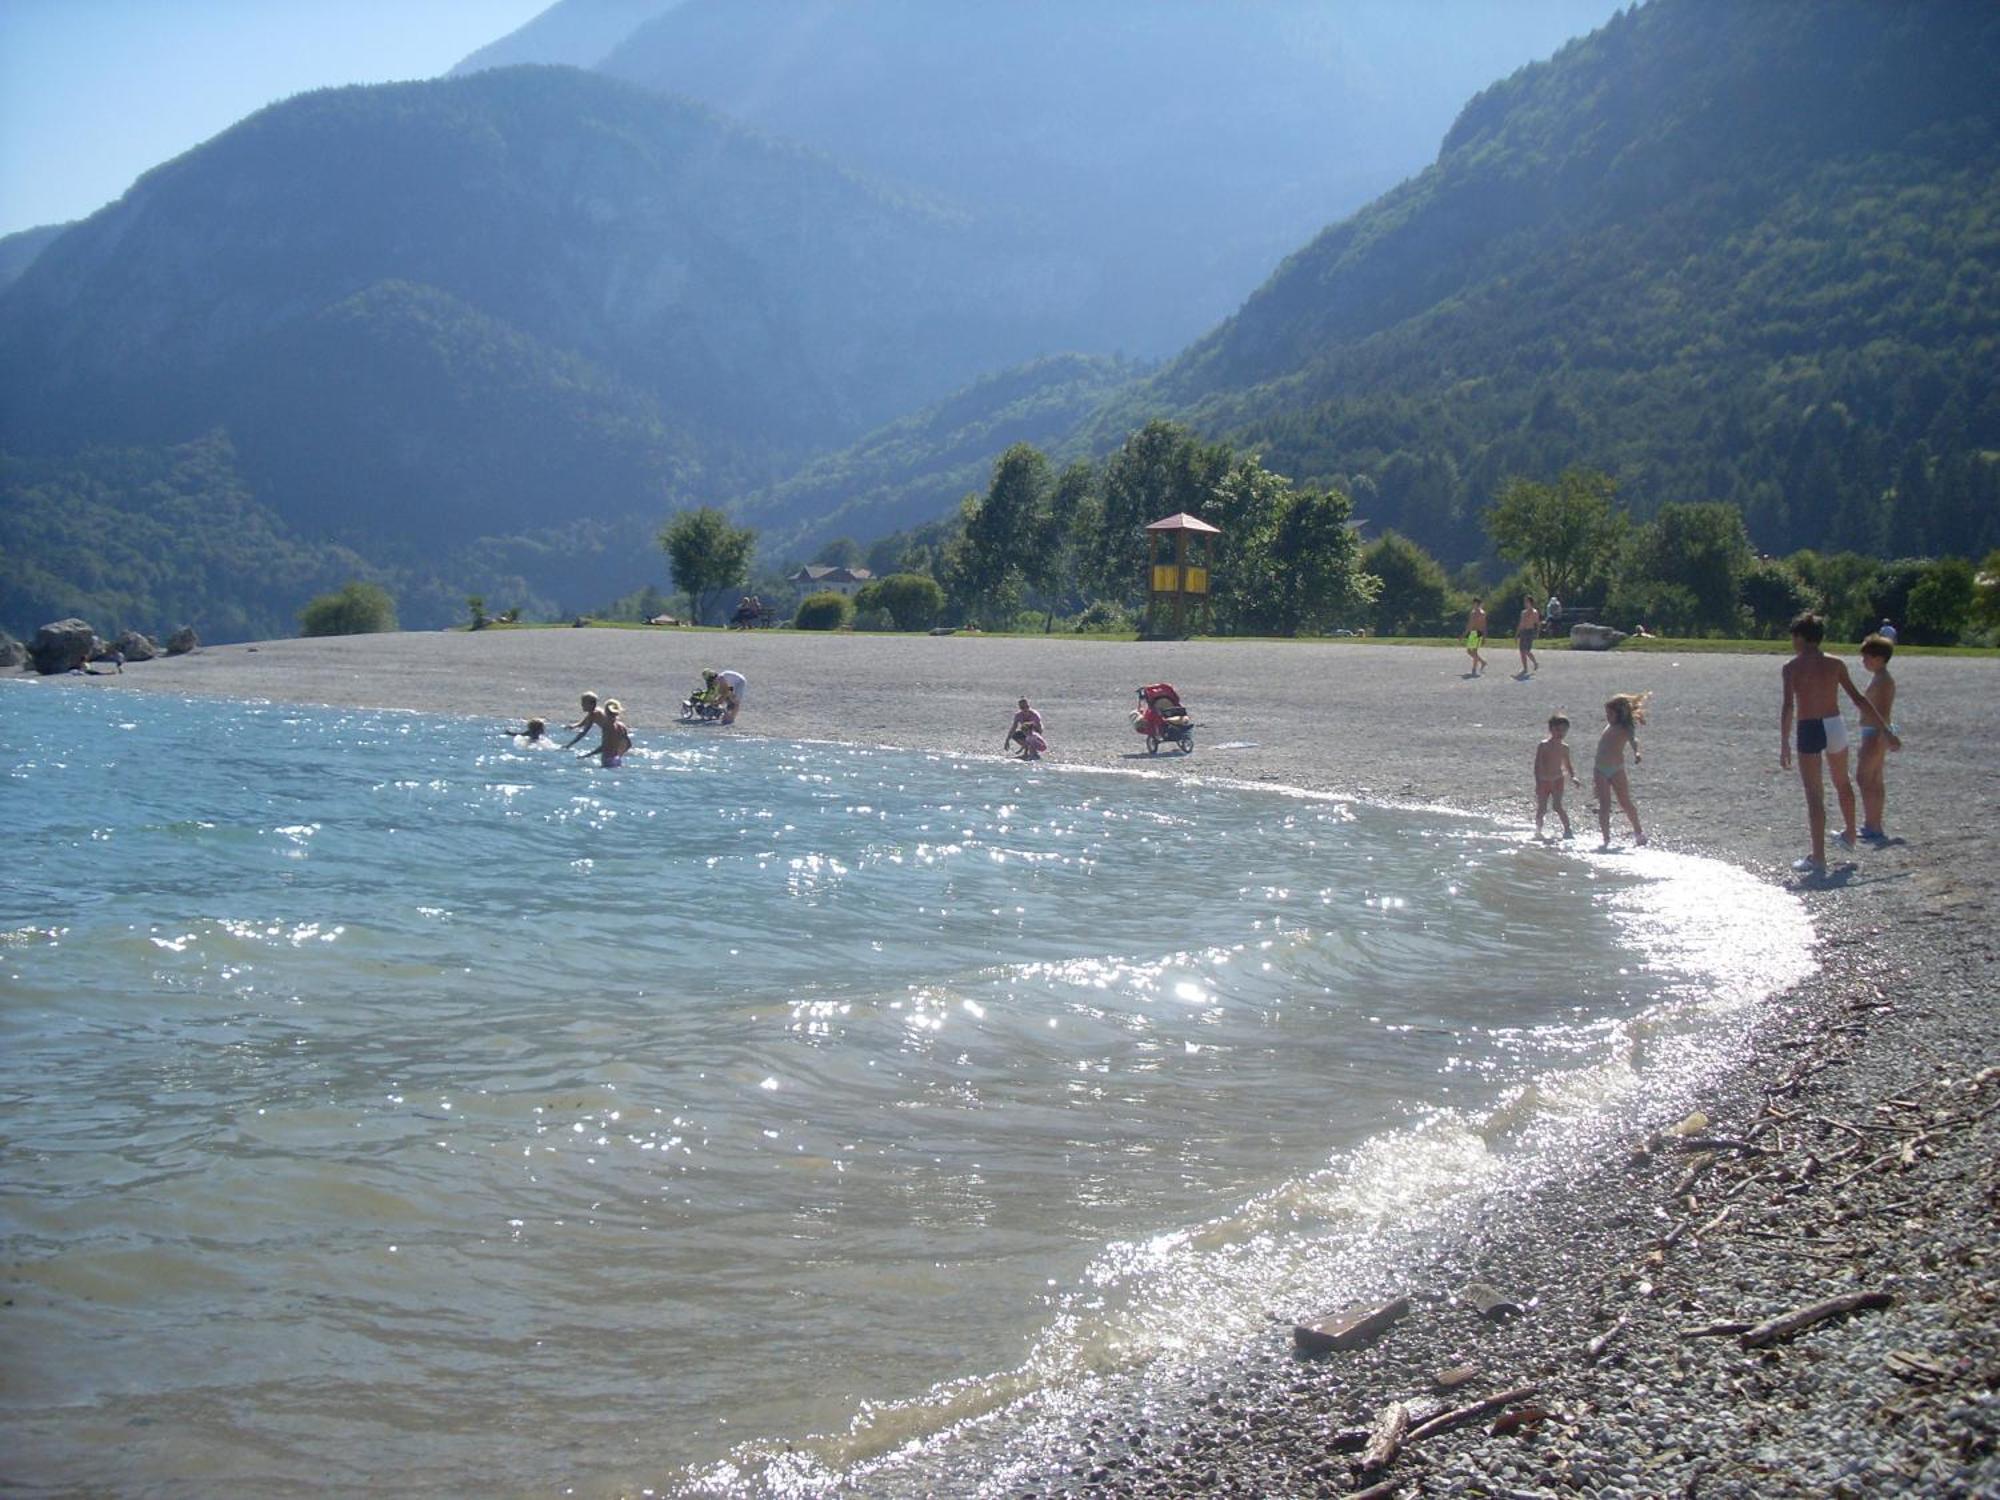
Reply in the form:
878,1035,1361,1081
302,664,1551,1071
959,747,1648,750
1061,0,1999,563
0,223,72,294
451,0,683,76
0,66,1082,635
730,354,1139,557
596,0,1622,358
741,0,2000,568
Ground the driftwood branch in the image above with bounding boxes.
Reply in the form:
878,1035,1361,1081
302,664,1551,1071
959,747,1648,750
1739,1290,1893,1349
1406,1386,1538,1446
1682,1319,1755,1338
1357,1400,1408,1475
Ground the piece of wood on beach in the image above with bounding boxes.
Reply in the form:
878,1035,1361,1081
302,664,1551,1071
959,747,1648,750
1682,1319,1755,1339
1293,1295,1411,1353
1405,1386,1539,1446
1739,1290,1894,1350
1348,1479,1402,1500
1460,1281,1527,1319
1356,1399,1409,1475
1433,1363,1482,1391
1584,1314,1630,1361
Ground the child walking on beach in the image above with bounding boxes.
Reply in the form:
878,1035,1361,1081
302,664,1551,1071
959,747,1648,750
1533,713,1579,839
1592,693,1649,848
1855,632,1900,842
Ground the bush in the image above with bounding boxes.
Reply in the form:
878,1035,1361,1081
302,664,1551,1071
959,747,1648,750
1902,557,1976,645
793,590,853,631
851,607,893,632
1073,600,1133,634
1363,531,1455,636
1739,559,1818,638
299,581,397,637
853,572,944,632
1604,577,1700,636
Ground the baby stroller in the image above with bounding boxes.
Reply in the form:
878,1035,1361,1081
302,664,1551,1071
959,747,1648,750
1132,683,1194,755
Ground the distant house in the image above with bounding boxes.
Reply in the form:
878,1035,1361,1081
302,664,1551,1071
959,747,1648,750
787,564,873,597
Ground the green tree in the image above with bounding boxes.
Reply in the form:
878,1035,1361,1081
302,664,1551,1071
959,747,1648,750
854,572,945,632
1265,484,1379,635
1484,468,1625,604
1364,531,1456,636
814,536,864,568
1627,501,1755,635
1974,549,2000,634
659,507,756,625
1902,556,1975,645
299,580,397,637
948,443,1055,627
1739,558,1818,638
1203,457,1293,635
1088,421,1233,606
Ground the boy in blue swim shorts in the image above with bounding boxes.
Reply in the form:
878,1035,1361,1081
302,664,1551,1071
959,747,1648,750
1779,613,1899,873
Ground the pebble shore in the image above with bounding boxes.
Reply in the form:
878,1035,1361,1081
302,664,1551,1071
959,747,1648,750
64,628,1999,1497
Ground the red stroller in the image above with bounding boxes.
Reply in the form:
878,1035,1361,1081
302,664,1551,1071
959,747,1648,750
1132,683,1194,755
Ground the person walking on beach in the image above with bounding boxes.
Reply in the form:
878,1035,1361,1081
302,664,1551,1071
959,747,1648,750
1464,598,1488,676
561,692,608,749
1780,612,1898,872
1592,692,1648,849
1855,633,1901,843
1515,594,1542,678
1004,697,1044,755
1534,713,1579,839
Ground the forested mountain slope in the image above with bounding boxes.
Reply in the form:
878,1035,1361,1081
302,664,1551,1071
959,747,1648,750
596,0,1620,357
1110,0,2000,562
730,354,1139,556
0,66,1079,635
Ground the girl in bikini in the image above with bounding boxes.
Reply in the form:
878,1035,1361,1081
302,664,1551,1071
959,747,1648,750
1592,692,1649,849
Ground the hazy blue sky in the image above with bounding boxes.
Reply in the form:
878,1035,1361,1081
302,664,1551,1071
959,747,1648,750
0,0,549,238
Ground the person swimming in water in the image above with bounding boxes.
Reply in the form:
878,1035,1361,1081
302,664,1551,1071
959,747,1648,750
503,718,549,745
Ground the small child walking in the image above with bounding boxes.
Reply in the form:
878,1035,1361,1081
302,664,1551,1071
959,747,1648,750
1533,713,1580,839
1592,692,1650,848
1855,633,1900,841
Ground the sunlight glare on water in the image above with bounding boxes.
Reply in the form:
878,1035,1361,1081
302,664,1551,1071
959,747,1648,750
0,685,1809,1495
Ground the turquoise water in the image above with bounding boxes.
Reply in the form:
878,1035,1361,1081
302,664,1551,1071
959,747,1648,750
0,683,1810,1496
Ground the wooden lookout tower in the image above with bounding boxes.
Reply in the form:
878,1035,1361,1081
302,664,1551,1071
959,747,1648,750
1144,511,1220,638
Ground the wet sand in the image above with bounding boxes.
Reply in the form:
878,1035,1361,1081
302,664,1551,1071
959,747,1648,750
52,629,2000,1495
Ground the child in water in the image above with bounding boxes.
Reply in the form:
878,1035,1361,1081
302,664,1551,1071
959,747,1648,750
1533,713,1579,839
504,717,549,745
1592,692,1649,848
561,692,607,750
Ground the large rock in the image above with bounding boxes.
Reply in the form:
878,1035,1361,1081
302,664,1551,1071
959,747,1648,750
166,626,199,656
1569,623,1627,652
112,630,159,662
0,632,24,670
29,618,99,674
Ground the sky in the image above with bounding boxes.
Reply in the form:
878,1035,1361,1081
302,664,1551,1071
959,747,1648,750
0,0,550,239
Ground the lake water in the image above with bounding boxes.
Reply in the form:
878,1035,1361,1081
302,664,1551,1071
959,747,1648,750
0,683,1812,1497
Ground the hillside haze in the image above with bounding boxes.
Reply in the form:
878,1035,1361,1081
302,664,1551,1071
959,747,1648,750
594,0,1622,357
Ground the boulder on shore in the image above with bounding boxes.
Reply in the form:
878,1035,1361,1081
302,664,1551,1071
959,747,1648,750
166,626,199,656
1569,623,1627,652
0,632,24,670
113,631,159,662
30,618,100,674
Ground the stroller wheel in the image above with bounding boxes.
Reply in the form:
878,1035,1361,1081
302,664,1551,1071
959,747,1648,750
1146,735,1160,755
1179,732,1195,754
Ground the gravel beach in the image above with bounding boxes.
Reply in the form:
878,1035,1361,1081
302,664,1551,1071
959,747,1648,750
55,628,2000,1496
